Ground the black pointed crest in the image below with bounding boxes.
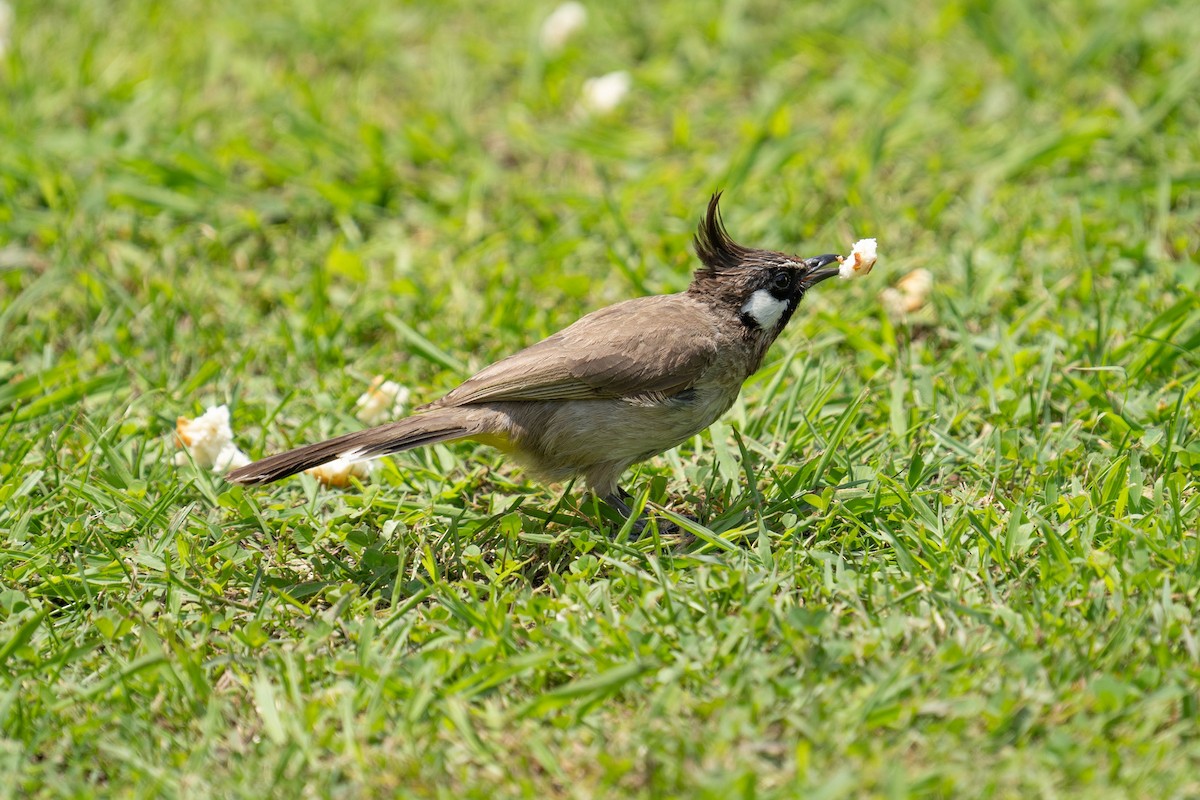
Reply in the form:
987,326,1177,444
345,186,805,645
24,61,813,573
694,192,752,276
696,191,777,281
690,193,794,298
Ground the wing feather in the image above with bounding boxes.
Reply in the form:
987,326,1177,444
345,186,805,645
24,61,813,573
436,295,718,407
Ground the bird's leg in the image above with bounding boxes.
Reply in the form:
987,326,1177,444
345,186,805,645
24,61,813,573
600,487,692,538
602,487,635,518
601,488,646,536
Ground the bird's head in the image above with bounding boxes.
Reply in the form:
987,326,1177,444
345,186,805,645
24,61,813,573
689,192,840,336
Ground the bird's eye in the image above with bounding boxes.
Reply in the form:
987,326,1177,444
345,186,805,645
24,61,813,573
772,271,792,291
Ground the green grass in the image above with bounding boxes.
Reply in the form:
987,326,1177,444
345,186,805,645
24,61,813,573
3,0,1200,796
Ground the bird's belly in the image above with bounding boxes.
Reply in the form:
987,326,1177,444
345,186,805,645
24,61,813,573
484,386,741,480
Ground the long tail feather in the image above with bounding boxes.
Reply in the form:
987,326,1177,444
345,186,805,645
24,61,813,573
226,411,475,485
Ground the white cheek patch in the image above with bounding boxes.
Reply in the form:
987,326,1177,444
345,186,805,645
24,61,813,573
741,289,788,329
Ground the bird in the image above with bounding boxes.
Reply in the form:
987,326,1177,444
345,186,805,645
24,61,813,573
226,193,844,529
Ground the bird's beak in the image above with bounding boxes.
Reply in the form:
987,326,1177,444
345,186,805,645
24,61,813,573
800,254,842,287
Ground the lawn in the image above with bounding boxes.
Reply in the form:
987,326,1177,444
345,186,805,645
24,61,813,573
2,0,1199,796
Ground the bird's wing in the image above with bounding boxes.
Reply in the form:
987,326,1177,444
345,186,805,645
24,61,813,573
437,295,720,406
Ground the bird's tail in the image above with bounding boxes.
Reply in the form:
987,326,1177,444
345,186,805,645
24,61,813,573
226,408,480,486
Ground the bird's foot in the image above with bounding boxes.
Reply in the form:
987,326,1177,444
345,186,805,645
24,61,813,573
598,489,692,539
597,489,644,536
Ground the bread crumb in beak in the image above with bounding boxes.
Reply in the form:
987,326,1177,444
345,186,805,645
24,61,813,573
839,238,878,280
174,405,251,473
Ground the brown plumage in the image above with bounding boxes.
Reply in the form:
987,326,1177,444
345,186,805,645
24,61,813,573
227,193,843,528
